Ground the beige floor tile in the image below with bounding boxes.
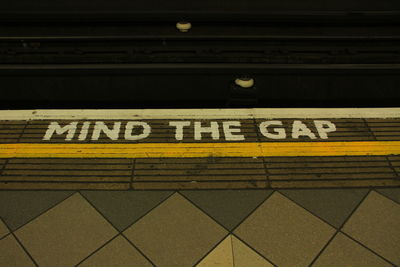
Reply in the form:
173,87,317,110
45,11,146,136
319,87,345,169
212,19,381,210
313,233,391,267
79,235,152,267
234,192,335,267
231,236,274,267
15,193,118,267
0,218,9,239
196,235,233,267
0,234,35,267
342,191,400,265
124,193,227,267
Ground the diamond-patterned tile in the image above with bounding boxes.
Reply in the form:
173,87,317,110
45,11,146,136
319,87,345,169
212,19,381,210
79,235,153,267
234,192,335,267
313,232,391,267
231,236,274,267
376,188,400,204
280,188,368,228
124,193,227,266
0,234,36,267
342,191,400,265
196,235,233,266
0,218,9,239
181,190,272,230
15,193,118,267
0,191,74,230
196,235,273,267
81,190,173,231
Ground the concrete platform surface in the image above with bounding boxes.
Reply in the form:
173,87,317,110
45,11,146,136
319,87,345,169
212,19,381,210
0,108,399,266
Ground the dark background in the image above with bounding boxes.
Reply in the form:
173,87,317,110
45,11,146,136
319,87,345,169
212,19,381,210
0,0,399,108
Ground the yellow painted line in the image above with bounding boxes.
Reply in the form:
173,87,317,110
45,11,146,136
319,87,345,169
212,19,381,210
0,141,400,158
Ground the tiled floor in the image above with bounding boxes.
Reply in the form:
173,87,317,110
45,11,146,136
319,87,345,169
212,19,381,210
1,188,399,266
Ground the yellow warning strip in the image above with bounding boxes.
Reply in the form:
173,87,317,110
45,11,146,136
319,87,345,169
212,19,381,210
0,141,400,158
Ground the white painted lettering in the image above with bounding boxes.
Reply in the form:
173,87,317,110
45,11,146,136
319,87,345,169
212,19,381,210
223,121,245,141
43,122,78,141
259,121,286,139
292,120,316,139
314,120,336,139
125,121,151,140
194,121,219,140
169,121,191,140
78,121,91,141
92,122,121,140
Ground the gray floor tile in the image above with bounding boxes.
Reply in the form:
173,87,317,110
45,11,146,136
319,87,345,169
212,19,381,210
124,193,227,267
232,235,274,267
313,233,391,267
235,192,335,267
180,190,272,230
342,191,400,265
375,188,400,204
79,236,152,267
280,188,368,228
15,193,117,267
0,191,75,230
0,234,36,267
81,190,173,231
196,235,234,266
0,218,9,239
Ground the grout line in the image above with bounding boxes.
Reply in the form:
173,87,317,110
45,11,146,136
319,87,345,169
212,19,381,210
177,191,231,233
308,231,340,266
121,233,157,267
230,235,236,267
77,191,158,266
362,119,377,142
0,217,12,241
74,233,119,267
10,191,76,233
373,189,400,205
119,191,176,232
253,118,270,189
364,118,400,181
78,192,122,233
308,189,373,266
9,226,40,267
232,233,278,266
77,190,173,233
178,191,277,266
386,159,400,180
191,232,231,266
230,190,274,233
339,231,397,266
0,232,12,241
12,232,40,266
0,159,9,179
278,189,368,230
130,158,135,190
17,121,29,143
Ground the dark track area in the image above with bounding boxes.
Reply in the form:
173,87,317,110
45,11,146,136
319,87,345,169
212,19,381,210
0,0,399,108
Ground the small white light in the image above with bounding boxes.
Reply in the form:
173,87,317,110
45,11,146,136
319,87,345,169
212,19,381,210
176,22,192,32
235,78,255,88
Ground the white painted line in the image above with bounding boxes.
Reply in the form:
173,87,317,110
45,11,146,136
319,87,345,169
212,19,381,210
0,108,398,120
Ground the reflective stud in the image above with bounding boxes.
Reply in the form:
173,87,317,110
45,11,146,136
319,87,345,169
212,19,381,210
234,77,255,88
176,22,192,32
